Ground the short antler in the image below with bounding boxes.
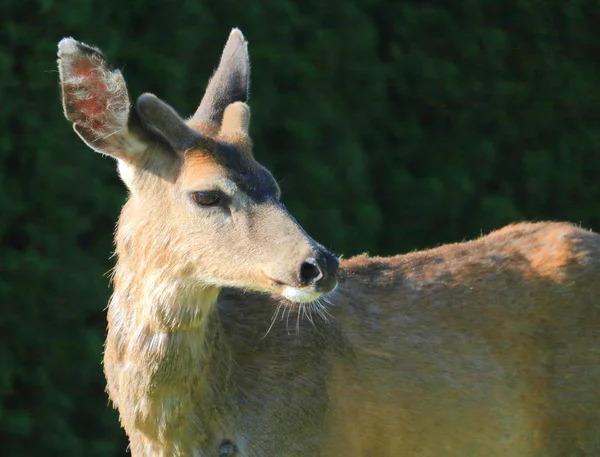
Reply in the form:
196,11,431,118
220,102,251,137
192,29,250,126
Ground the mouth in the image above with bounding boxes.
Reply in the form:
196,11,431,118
263,273,336,304
280,286,324,304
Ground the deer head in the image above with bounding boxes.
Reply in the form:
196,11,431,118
57,29,338,305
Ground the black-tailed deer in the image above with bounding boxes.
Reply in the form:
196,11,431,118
57,29,600,457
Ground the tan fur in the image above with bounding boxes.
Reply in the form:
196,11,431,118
320,222,600,456
181,153,225,187
104,219,600,456
58,33,600,457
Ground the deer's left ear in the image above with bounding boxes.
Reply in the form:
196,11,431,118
58,38,150,163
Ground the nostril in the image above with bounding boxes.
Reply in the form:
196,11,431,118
299,258,323,284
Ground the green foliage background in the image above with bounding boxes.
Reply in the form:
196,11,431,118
2,0,600,454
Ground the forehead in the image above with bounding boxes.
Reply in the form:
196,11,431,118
180,145,278,200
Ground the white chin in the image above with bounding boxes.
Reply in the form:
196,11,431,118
281,286,322,304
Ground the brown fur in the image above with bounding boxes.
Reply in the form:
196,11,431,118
107,221,600,456
57,32,600,457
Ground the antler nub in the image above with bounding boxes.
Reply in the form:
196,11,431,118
220,102,250,136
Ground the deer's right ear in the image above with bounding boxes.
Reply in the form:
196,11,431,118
192,29,250,125
57,38,148,164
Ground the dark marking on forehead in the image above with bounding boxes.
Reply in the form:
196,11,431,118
186,140,279,202
217,142,279,201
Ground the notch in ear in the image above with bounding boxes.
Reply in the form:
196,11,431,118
192,28,250,125
58,38,150,164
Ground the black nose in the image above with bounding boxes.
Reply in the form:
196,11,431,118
298,250,339,292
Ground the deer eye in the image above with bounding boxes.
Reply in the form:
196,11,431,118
191,190,222,207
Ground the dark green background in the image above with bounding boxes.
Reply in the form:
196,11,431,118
2,0,600,455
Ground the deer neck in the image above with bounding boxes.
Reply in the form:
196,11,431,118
105,262,233,445
108,262,229,371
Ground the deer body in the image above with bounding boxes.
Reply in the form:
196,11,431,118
57,31,600,457
106,220,600,456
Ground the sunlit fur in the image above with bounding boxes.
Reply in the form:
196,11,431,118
59,31,600,457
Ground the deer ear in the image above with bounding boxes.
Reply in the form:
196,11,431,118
57,38,148,164
192,28,250,125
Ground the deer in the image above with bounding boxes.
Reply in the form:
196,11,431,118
57,29,600,457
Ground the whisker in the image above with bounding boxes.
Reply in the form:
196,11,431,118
295,304,302,337
312,300,326,323
318,296,335,319
313,297,332,323
261,302,283,340
285,304,292,335
305,302,316,328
